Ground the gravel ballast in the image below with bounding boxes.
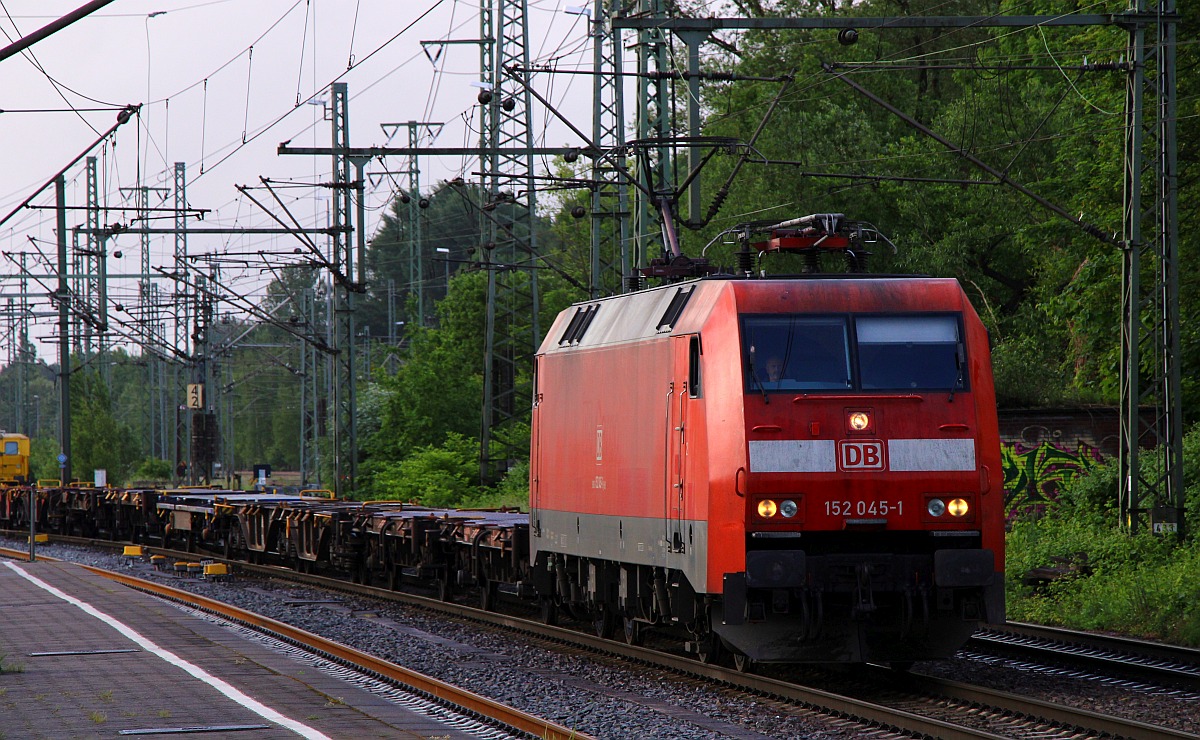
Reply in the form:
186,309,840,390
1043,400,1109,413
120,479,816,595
5,538,1197,739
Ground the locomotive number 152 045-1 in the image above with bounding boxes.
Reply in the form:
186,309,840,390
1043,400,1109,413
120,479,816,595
824,499,903,517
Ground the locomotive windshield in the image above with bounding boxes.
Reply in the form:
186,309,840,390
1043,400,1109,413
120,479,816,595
743,313,965,392
744,316,852,391
857,316,963,390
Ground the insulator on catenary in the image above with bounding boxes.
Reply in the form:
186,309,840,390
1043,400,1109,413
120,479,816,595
735,248,754,276
803,250,821,274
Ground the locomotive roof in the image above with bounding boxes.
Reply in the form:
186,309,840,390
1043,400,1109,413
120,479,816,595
539,274,967,354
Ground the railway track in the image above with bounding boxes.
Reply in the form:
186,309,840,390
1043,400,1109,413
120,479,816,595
6,534,1199,740
0,543,588,740
968,622,1200,694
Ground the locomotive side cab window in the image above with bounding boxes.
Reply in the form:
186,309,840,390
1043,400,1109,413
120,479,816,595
856,315,965,391
4,441,17,455
743,316,852,391
688,335,702,398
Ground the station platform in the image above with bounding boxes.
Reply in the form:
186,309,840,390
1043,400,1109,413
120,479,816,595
0,559,494,739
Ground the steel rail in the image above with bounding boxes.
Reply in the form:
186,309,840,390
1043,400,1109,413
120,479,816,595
0,546,590,740
875,666,1200,740
0,541,1044,739
142,550,1200,740
985,621,1200,666
972,622,1200,693
9,538,1200,739
181,558,1013,740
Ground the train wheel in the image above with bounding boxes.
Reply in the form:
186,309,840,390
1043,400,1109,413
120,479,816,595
592,607,615,639
696,637,721,665
479,578,496,612
733,652,754,674
539,598,558,626
693,610,722,664
622,616,642,646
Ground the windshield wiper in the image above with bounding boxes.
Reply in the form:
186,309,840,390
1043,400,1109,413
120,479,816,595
948,345,965,402
748,345,769,405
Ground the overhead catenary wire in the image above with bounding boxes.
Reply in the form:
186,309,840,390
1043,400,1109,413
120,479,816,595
2,0,1181,375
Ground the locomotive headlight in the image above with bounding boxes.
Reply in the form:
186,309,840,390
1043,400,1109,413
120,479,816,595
757,499,778,518
848,411,871,431
779,499,798,518
947,498,970,517
926,498,946,517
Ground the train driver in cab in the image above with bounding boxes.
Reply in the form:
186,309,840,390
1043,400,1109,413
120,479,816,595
765,356,786,384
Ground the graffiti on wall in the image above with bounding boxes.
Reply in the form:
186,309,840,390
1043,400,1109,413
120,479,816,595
1001,441,1105,515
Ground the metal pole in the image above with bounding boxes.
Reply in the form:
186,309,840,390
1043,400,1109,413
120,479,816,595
409,124,425,327
1119,13,1145,533
680,29,704,224
56,174,72,485
0,0,120,63
387,279,396,344
28,484,35,562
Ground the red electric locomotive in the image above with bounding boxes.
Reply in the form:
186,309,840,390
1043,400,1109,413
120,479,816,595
529,215,1004,666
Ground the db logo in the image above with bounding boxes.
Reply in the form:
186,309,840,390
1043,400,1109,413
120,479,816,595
839,440,885,471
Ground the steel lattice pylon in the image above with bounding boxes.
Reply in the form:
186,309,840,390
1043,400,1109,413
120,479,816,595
329,82,359,497
480,0,540,482
631,0,671,279
589,0,630,298
380,120,442,329
3,253,32,435
1118,0,1182,536
174,163,190,475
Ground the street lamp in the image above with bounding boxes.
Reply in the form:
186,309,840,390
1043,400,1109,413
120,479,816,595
435,247,451,295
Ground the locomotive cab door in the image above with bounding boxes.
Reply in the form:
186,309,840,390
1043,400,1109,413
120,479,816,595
530,356,542,534
666,335,701,554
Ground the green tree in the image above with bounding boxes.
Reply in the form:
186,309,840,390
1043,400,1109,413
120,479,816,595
69,371,140,484
362,181,488,337
689,0,1199,418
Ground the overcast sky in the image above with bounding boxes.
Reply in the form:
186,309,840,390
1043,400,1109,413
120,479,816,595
1,0,612,360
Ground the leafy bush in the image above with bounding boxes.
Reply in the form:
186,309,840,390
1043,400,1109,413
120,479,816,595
1007,425,1200,645
991,334,1073,408
365,433,480,507
460,461,528,511
127,458,174,486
